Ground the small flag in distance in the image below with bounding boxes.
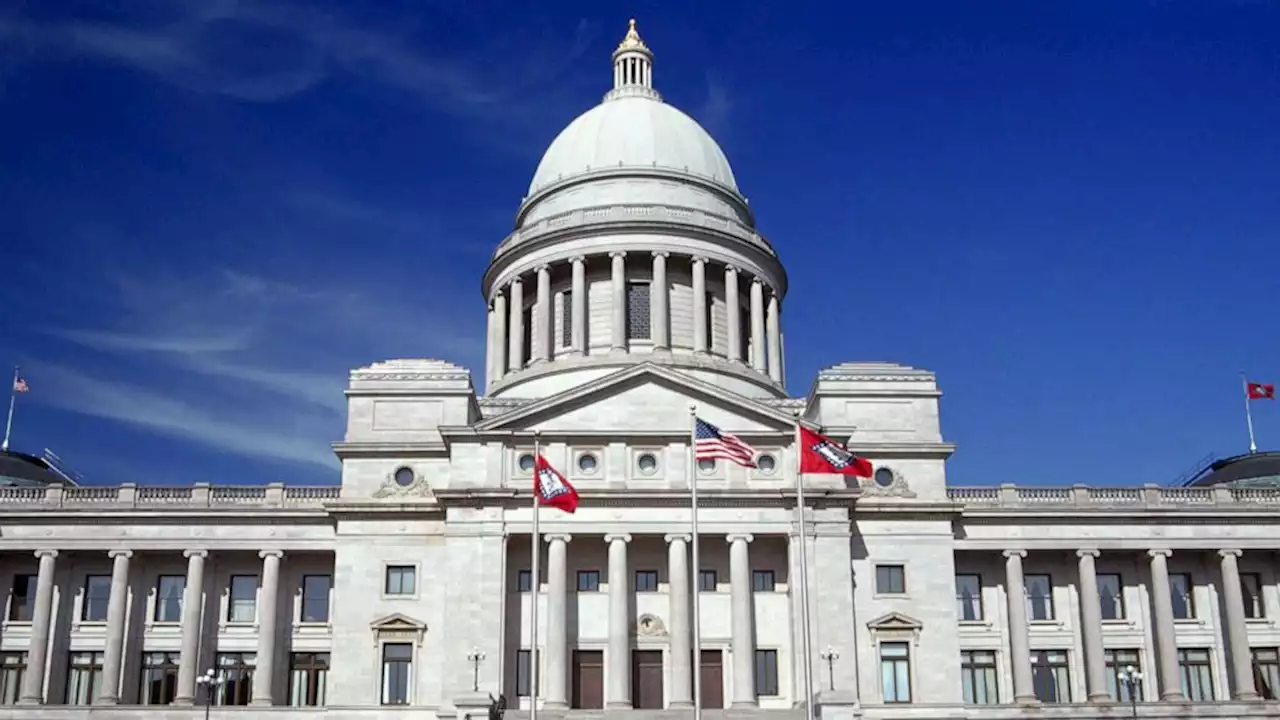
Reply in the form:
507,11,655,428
1248,382,1275,400
694,418,758,468
12,376,27,393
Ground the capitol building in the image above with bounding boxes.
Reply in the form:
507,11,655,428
3,19,1280,720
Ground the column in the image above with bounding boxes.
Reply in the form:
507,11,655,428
96,550,132,705
508,277,525,372
1219,549,1258,700
535,265,552,363
692,256,708,353
1076,550,1109,702
570,256,586,355
610,252,627,352
493,290,508,382
605,534,632,708
485,302,496,387
725,266,741,362
544,535,571,709
251,550,284,705
766,293,782,382
728,534,757,707
18,550,57,704
173,549,208,705
1148,549,1184,701
651,252,670,351
666,534,693,708
1003,550,1036,704
749,278,766,373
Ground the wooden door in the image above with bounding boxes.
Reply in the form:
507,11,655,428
631,650,664,709
699,649,724,709
572,650,604,709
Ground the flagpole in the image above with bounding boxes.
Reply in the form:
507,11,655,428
688,404,704,720
530,431,542,720
794,415,816,720
1,367,18,453
1243,373,1258,454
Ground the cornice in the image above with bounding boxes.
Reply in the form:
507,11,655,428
331,441,449,459
517,172,753,230
431,486,861,509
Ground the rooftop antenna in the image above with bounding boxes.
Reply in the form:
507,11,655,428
42,449,85,486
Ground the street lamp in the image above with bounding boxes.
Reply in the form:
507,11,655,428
1116,665,1143,719
467,647,487,692
195,669,225,720
820,646,840,691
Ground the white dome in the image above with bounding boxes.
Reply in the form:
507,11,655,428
527,95,738,196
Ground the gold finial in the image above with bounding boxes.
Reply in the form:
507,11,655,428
616,17,649,53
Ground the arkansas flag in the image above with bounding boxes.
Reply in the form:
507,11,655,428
1248,382,1276,400
798,426,874,478
534,455,579,514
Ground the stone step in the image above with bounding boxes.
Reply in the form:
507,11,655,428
503,709,805,720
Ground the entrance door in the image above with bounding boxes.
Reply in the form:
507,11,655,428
572,650,604,709
631,650,664,709
699,649,724,709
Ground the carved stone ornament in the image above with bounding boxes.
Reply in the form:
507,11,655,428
859,465,916,498
373,468,433,499
635,613,667,636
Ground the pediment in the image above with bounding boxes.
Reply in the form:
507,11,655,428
370,612,427,632
866,611,923,631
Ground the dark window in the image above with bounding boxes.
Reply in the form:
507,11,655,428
704,291,714,347
635,571,659,592
227,575,258,623
1170,573,1194,619
1242,573,1264,619
738,303,750,361
385,566,416,596
560,292,572,348
577,571,600,592
1031,650,1070,703
1104,649,1143,702
955,574,982,621
215,652,255,706
516,650,532,697
65,651,104,705
288,652,329,707
960,650,997,704
698,570,717,592
155,575,185,622
0,652,24,705
1025,574,1054,621
8,575,35,622
754,649,779,696
140,651,180,705
1178,648,1213,701
1097,573,1125,620
517,570,533,592
521,307,533,365
1253,647,1279,700
752,570,775,592
81,575,112,622
626,282,651,340
381,644,413,705
879,643,911,703
876,565,906,595
301,575,331,623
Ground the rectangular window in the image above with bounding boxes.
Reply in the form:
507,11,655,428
0,653,25,705
1242,573,1264,619
385,566,416,596
560,291,572,348
754,649,779,696
959,650,997,704
81,575,112,622
635,571,659,592
626,282,651,340
154,575,185,622
1170,573,1194,619
577,571,600,592
1097,573,1125,620
8,575,35,622
1031,650,1070,703
1253,647,1279,700
140,651,180,705
301,575,332,623
1178,648,1213,702
227,575,258,623
516,650,532,697
289,652,329,707
879,643,912,703
955,574,983,621
704,291,714,347
65,651,104,705
1104,649,1143,702
517,570,533,592
215,652,256,706
752,570,776,592
381,643,413,705
698,570,717,592
876,565,906,595
1025,574,1054,621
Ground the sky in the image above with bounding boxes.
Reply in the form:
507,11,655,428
0,0,1277,487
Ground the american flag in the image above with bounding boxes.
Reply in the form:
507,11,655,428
694,418,757,468
12,376,27,393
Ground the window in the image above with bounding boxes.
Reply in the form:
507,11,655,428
381,643,413,705
879,643,911,703
140,651,180,705
1242,573,1264,619
155,575,185,622
1025,574,1054,621
0,652,25,705
560,292,572,348
385,566,416,596
577,571,600,592
1178,648,1213,702
955,574,982,621
959,650,997,704
8,575,35,622
1105,649,1143,702
704,291,714,346
517,570,533,592
1170,573,1194,619
626,282,651,340
65,651,104,705
754,649,779,696
698,570,717,592
1097,573,1124,620
635,571,659,592
521,306,533,366
215,652,256,706
81,575,112,622
289,652,329,707
516,650,532,697
1031,650,1070,703
301,575,332,623
752,570,776,592
876,565,906,595
1253,647,1279,700
227,575,258,623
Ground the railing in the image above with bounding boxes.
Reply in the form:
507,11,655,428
948,484,1280,510
0,483,340,510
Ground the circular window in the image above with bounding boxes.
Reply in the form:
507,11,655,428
756,454,776,473
874,467,895,487
518,454,536,472
578,453,598,473
637,453,658,475
394,467,415,487
697,458,717,473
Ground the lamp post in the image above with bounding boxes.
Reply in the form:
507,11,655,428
820,646,840,691
195,669,225,720
1117,665,1143,719
467,647,487,692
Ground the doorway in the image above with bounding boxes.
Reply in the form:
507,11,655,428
631,650,664,709
572,650,604,709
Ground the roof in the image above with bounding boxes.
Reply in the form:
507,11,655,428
0,450,78,487
1186,451,1280,488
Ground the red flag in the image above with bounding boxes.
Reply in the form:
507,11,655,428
534,456,579,514
1248,382,1276,400
798,426,873,478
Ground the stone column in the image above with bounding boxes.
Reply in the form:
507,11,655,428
173,549,208,705
508,277,525,372
728,534,757,707
544,535,571,709
692,256,708,353
666,534,693,708
96,550,132,705
1003,550,1036,704
1147,549,1184,701
251,550,284,705
492,289,508,382
725,266,741,362
570,256,586,355
651,252,670,351
1076,549,1109,702
610,252,627,352
535,265,552,363
485,302,496,387
605,534,632,708
749,278,766,373
766,293,782,382
1219,549,1258,700
18,549,58,704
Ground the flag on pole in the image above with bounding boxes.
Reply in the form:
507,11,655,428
798,426,874,477
534,455,579,514
1248,382,1275,400
12,375,28,393
694,418,758,468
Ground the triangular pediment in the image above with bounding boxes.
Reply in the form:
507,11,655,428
370,612,427,632
866,611,923,631
476,364,798,434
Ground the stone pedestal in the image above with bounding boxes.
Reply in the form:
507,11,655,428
816,690,862,720
451,691,500,720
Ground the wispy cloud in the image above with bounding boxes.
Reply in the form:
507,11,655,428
698,72,733,138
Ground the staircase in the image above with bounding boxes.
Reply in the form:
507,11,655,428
503,709,806,720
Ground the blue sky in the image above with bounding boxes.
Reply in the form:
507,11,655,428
1,0,1277,487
